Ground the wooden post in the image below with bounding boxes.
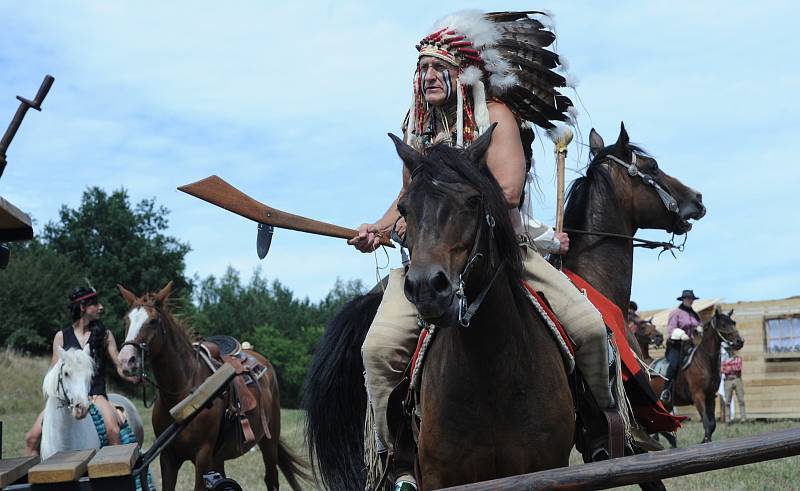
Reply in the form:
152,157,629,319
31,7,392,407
0,456,39,487
436,428,800,491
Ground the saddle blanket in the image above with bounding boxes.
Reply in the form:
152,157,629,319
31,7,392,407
409,270,684,434
563,269,685,433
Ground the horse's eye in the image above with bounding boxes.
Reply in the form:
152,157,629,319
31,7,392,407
64,372,70,377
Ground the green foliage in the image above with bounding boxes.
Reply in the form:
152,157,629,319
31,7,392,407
42,187,192,339
0,241,83,354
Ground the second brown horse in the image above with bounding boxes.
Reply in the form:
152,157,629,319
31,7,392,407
117,282,308,491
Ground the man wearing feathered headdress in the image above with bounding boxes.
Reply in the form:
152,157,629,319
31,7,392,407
349,11,615,489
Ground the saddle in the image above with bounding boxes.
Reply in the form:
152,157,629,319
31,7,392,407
194,335,270,447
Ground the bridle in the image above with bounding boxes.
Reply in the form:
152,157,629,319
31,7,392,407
708,312,740,345
55,363,78,410
605,153,680,215
565,152,687,256
121,305,194,408
454,199,504,327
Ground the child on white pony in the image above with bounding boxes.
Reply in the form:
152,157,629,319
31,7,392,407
25,286,139,456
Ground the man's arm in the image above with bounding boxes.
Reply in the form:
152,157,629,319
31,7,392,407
486,102,526,209
106,330,140,383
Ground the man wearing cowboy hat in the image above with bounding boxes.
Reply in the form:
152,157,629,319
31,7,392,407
661,289,703,402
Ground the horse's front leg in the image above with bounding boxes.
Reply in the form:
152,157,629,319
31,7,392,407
193,444,218,491
704,393,717,441
691,392,711,443
159,450,181,491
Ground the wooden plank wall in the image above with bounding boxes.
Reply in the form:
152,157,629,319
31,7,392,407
643,297,800,420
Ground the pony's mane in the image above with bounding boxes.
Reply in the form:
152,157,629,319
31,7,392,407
417,143,523,276
563,143,650,231
43,348,94,398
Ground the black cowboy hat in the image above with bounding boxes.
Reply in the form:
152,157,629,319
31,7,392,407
677,289,700,301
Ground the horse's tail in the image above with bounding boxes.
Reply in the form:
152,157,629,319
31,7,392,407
302,291,382,491
277,438,312,491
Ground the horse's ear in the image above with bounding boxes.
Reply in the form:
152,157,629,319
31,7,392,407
589,128,604,157
117,284,138,306
82,343,91,356
615,121,630,149
154,281,174,306
466,123,498,167
57,346,67,360
715,305,721,315
388,133,422,175
648,316,654,323
728,309,734,317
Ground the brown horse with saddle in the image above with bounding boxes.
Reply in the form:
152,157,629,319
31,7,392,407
116,282,308,491
295,122,706,490
649,307,743,444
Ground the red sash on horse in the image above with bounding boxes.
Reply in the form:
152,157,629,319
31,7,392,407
563,269,684,433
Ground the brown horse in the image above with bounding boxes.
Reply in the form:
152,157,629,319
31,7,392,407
649,308,743,443
117,282,308,491
306,123,707,490
560,122,707,451
633,318,662,365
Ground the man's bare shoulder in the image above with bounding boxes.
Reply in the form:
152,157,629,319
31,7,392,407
487,101,516,121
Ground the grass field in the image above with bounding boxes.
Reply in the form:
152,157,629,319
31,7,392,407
2,350,799,490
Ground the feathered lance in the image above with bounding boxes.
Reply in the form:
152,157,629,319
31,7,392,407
547,126,573,268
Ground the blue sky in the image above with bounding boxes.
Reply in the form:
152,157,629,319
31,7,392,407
0,1,797,310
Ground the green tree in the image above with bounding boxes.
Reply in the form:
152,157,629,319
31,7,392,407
42,187,192,338
0,241,83,353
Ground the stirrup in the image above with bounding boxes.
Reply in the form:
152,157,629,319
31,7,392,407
660,388,672,403
392,479,417,491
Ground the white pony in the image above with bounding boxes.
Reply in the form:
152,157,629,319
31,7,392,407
41,345,144,460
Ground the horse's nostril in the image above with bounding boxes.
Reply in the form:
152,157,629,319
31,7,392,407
429,271,451,294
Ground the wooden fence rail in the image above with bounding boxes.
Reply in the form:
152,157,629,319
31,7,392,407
438,428,800,490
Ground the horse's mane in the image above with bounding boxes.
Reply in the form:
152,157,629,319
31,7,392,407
563,143,650,231
43,348,95,398
138,294,196,347
417,143,523,277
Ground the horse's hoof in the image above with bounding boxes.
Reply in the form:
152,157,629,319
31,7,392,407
701,438,711,444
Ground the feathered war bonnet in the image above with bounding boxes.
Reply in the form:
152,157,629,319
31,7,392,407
407,10,574,149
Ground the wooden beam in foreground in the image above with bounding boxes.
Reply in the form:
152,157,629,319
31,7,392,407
88,443,139,479
27,449,95,484
170,362,236,424
439,428,800,491
0,456,39,487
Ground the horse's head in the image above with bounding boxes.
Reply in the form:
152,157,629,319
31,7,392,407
43,345,94,419
710,306,744,350
587,123,705,235
117,281,174,376
634,317,663,348
390,126,522,327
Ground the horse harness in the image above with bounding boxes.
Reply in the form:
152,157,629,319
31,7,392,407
122,311,271,447
195,335,271,445
565,152,688,255
55,363,77,410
